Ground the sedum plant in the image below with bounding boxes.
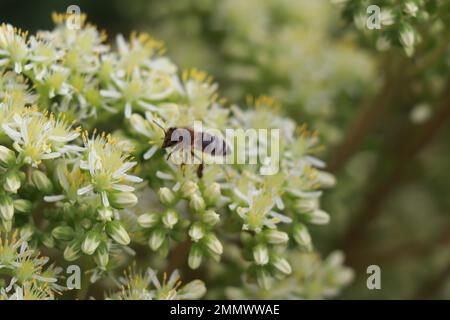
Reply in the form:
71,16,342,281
0,13,351,299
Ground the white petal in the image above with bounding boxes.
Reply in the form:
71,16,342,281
77,184,94,195
112,184,135,192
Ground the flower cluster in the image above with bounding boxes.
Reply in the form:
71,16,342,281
0,13,351,299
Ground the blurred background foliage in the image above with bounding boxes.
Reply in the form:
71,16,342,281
1,0,449,299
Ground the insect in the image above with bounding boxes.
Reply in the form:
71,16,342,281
154,121,230,178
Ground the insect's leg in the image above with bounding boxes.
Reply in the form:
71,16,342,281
196,162,204,179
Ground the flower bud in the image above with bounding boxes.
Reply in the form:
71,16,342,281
158,187,175,205
137,212,159,228
179,280,206,300
256,268,272,290
205,233,222,255
295,198,318,213
94,244,109,269
181,181,198,198
109,192,138,209
189,194,205,212
253,244,269,266
204,182,221,204
13,199,32,213
81,230,101,255
4,171,21,193
273,257,292,275
202,210,220,226
316,171,336,188
305,209,330,225
189,223,204,242
97,207,113,221
1,219,12,231
106,220,130,245
20,225,34,240
0,195,14,221
265,229,289,244
52,226,75,241
293,223,312,249
188,245,203,269
42,233,55,248
31,170,53,194
64,240,81,261
162,210,178,229
149,229,165,251
0,146,16,167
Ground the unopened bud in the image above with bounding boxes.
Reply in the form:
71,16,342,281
205,233,222,255
42,233,55,248
189,194,205,212
204,182,221,204
0,146,16,167
256,268,272,290
188,223,204,242
106,220,130,245
137,212,159,228
149,229,165,251
64,240,81,261
31,170,53,194
293,223,312,249
162,210,178,229
253,244,269,266
0,195,14,221
109,192,138,209
305,209,330,225
81,230,101,255
295,198,318,213
94,244,109,268
179,280,206,300
265,229,289,244
4,171,21,193
52,226,75,241
273,257,292,275
97,207,113,221
158,187,175,205
202,210,220,226
181,181,198,198
188,245,203,269
13,199,32,213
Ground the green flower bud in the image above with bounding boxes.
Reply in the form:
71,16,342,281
94,244,109,269
256,268,272,290
295,198,318,213
0,146,16,167
179,280,206,300
265,229,289,244
42,233,55,248
64,240,81,261
188,244,203,269
204,182,221,204
158,187,175,205
0,195,14,221
293,223,312,249
106,220,130,245
305,209,330,225
109,192,138,209
272,257,292,275
13,199,32,213
317,171,336,188
253,244,269,266
97,207,113,221
137,212,159,228
202,209,220,226
3,171,21,193
81,230,101,255
1,219,12,232
189,194,205,212
162,210,178,229
20,225,34,240
149,229,165,251
52,226,75,241
205,233,222,255
189,223,204,242
181,181,198,198
31,170,53,194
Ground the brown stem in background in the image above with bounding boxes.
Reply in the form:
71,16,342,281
341,78,450,266
413,263,450,300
